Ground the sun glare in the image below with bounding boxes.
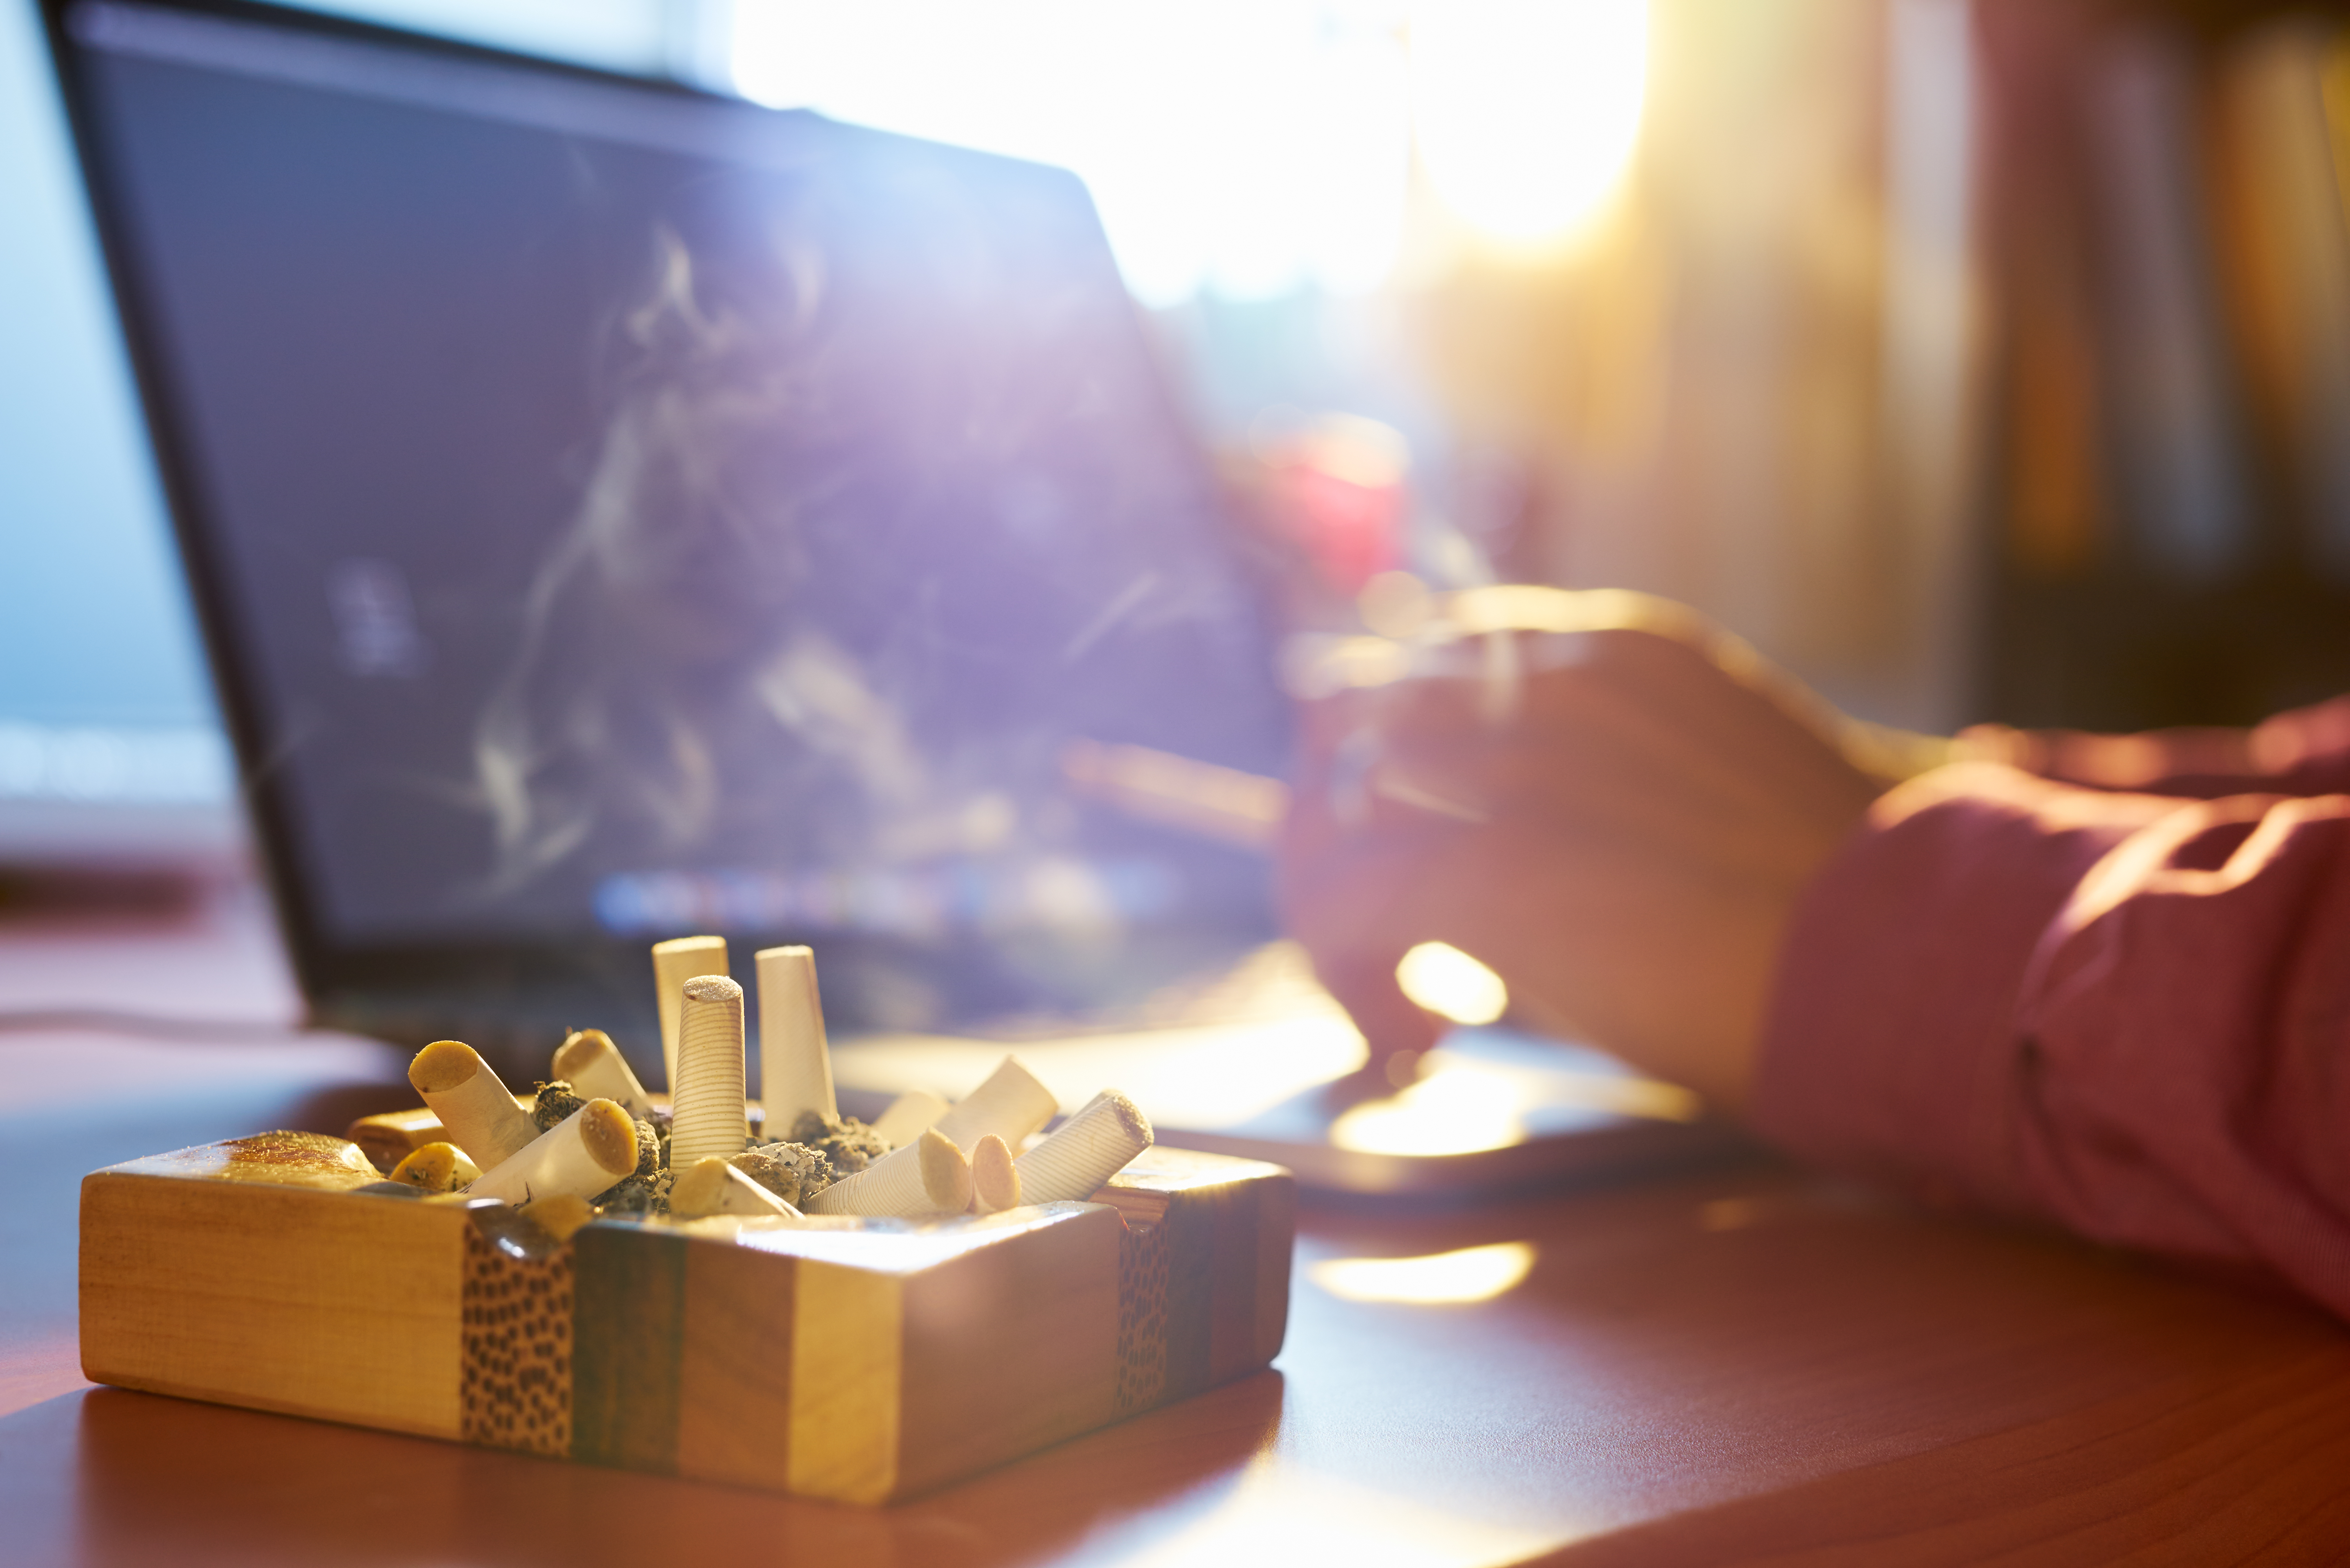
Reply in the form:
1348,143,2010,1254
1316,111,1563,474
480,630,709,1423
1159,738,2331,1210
1411,0,1650,245
1330,1058,1527,1156
1310,1242,1537,1305
729,1,1413,305
1396,940,1508,1025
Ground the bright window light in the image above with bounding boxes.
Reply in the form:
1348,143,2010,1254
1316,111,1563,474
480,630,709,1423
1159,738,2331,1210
1411,0,1649,245
1395,940,1508,1024
728,1,1413,306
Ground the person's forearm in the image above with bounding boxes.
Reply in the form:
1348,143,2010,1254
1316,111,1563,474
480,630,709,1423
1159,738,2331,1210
1752,760,2350,1317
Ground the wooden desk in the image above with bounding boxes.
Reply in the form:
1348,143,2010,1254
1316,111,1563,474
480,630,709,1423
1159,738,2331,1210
5,885,2348,1564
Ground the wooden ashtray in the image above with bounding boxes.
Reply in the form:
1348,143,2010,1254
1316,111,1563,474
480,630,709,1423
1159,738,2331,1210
79,1126,1292,1503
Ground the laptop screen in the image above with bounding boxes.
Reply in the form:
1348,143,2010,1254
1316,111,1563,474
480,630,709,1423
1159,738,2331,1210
55,0,1289,1027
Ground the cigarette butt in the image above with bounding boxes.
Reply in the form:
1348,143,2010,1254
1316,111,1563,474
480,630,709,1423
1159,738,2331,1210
918,1128,973,1213
407,1040,538,1169
672,1155,805,1220
802,1127,955,1217
551,1028,655,1123
387,1141,479,1193
756,945,837,1130
518,1191,595,1242
468,1098,641,1206
870,1089,950,1149
670,974,748,1169
804,1055,1052,1216
970,1133,1020,1215
800,1143,926,1216
652,934,729,1092
935,1054,1058,1149
1014,1090,1152,1204
805,1127,968,1216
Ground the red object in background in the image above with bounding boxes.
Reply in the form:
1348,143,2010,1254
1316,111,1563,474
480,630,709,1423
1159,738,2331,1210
1257,415,1410,596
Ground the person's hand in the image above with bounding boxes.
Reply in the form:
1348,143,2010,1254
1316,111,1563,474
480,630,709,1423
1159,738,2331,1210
1278,608,1895,1112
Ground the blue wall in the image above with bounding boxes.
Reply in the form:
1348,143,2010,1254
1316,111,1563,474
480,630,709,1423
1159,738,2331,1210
0,0,212,732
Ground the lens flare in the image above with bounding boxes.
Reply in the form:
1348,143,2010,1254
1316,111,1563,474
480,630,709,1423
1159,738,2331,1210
1411,0,1650,245
1396,941,1508,1025
1330,1059,1528,1156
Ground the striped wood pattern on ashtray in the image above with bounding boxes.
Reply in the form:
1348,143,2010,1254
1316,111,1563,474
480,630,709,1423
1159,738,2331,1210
570,1221,686,1474
81,1138,1293,1504
1098,1147,1294,1402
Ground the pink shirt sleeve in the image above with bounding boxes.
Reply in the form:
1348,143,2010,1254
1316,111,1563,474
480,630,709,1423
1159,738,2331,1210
1955,692,2350,799
1751,750,2350,1316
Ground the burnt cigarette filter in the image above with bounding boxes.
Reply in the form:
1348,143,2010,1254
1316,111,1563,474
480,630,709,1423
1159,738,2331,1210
407,1040,538,1169
870,1088,950,1148
387,1141,479,1193
550,1028,655,1123
803,1055,1052,1217
807,1127,972,1217
970,1133,1020,1215
468,1098,641,1206
1013,1090,1153,1205
756,945,837,1132
518,1192,595,1242
669,974,748,1169
671,1155,806,1220
651,934,729,1091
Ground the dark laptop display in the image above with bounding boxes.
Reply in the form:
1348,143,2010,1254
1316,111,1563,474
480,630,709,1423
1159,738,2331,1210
50,0,1289,1044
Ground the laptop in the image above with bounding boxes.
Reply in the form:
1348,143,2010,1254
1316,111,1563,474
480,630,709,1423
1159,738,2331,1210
46,0,1740,1191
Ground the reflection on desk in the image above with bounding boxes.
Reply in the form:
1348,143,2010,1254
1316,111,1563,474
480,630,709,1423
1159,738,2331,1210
5,889,2350,1563
832,944,1740,1196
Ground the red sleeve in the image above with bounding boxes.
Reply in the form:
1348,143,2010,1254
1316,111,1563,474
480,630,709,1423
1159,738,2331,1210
1957,693,2350,799
1751,761,2350,1316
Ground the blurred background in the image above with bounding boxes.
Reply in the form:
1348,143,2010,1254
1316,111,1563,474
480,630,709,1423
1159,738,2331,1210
6,0,2349,876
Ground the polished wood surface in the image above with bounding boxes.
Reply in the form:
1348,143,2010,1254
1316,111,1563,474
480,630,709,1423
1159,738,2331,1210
5,882,2349,1563
81,1140,474,1437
